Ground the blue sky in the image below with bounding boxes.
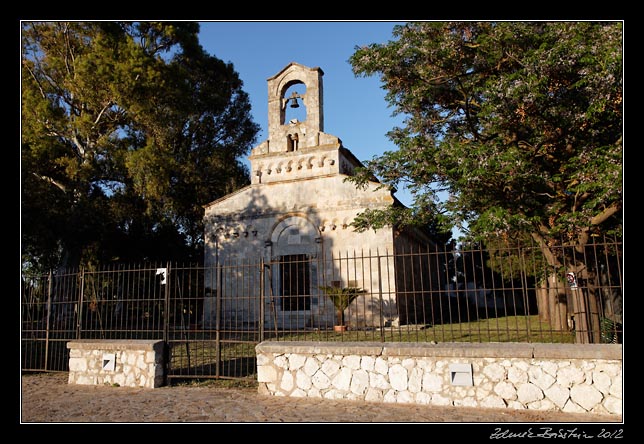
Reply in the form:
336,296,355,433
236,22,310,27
197,21,412,204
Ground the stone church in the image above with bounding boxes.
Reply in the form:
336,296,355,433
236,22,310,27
202,62,439,330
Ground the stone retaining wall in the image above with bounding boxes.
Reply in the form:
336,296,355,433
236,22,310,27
255,341,622,416
67,340,165,388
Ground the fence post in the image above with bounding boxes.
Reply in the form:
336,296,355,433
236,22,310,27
76,267,85,339
215,262,222,379
377,251,385,342
44,270,53,371
163,262,171,382
259,258,265,342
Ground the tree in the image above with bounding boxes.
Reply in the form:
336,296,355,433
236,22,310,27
347,22,622,341
21,22,259,272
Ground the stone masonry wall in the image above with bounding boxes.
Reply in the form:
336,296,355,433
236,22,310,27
67,340,165,388
256,341,622,416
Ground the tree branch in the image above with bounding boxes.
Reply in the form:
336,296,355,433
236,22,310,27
32,172,67,193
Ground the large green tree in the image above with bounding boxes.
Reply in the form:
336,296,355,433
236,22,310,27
22,22,259,272
348,22,622,340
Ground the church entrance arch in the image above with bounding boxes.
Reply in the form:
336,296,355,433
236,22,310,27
268,215,321,326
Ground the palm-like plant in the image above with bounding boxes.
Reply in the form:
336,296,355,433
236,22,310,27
319,286,366,327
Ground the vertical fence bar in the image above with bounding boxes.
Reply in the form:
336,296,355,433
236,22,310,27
215,261,222,379
377,251,385,342
44,270,53,371
76,267,84,340
259,258,265,342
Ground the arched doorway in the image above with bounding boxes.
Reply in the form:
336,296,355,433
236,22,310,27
268,215,321,329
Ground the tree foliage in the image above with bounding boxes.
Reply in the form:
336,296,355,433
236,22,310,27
347,22,622,251
21,22,259,272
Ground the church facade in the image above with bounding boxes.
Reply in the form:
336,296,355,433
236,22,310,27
202,63,439,330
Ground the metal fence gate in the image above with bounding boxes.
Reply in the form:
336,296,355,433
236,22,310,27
21,262,265,382
22,236,623,381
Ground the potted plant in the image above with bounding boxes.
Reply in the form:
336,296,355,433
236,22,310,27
319,286,366,332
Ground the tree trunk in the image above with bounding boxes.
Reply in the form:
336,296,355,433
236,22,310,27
569,267,602,344
545,273,569,331
536,282,550,323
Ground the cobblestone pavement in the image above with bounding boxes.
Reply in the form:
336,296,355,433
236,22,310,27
20,372,622,426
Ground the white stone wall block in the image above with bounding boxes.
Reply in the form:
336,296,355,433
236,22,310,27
580,359,596,371
544,384,570,409
416,392,432,405
360,356,375,371
257,365,277,383
321,359,341,378
256,353,269,366
125,373,136,387
595,362,621,377
506,400,525,410
401,358,416,370
323,389,345,400
69,349,81,358
331,367,352,391
370,372,390,390
126,352,137,366
289,353,307,370
592,370,612,395
408,367,423,393
416,358,432,371
513,360,529,371
422,373,443,393
494,381,517,400
383,389,398,403
430,394,452,406
483,363,506,381
570,384,603,411
274,355,289,369
280,370,295,392
68,357,87,372
374,357,389,375
311,369,331,389
454,397,477,408
557,366,585,387
529,368,556,391
529,399,555,411
397,391,414,404
517,382,544,404
350,369,369,395
303,357,320,376
609,374,622,398
77,374,95,385
603,396,623,415
480,395,506,409
389,364,408,391
295,369,312,390
507,366,528,384
342,355,361,370
537,360,559,376
365,388,384,403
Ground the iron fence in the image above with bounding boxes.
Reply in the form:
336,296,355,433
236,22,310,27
21,235,622,381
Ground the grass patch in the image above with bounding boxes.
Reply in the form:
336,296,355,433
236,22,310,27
166,315,574,380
